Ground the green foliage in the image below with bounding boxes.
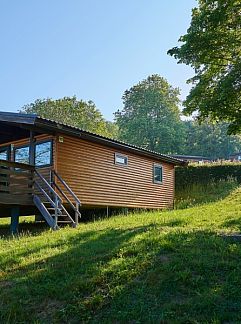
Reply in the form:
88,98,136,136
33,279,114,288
105,120,119,139
20,85,241,159
175,163,241,191
114,74,241,158
175,178,238,209
183,120,241,159
0,188,241,322
115,74,185,154
21,96,117,138
168,0,241,134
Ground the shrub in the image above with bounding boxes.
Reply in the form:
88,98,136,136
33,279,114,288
175,163,241,191
175,178,238,209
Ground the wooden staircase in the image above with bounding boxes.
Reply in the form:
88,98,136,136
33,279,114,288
0,159,81,229
34,169,81,230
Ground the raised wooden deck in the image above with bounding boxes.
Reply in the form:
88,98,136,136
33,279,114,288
0,159,34,206
0,159,81,230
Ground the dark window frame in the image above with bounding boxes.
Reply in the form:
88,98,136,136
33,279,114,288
13,139,53,168
153,163,163,184
115,153,128,166
13,144,30,165
34,139,53,168
0,145,11,161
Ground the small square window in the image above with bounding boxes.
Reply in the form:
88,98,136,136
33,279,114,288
153,164,163,184
115,153,128,165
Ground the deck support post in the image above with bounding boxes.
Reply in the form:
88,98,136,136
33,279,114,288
75,202,80,227
10,206,20,234
29,130,35,166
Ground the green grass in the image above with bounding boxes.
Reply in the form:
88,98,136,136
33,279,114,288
175,177,238,209
1,187,241,323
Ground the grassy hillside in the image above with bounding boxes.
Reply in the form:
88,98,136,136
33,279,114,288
175,178,238,209
1,188,241,323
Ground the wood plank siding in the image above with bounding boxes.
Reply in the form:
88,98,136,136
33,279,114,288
56,135,175,209
0,133,176,209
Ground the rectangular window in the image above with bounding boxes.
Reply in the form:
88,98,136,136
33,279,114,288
115,153,128,166
0,146,10,161
14,146,30,164
35,141,52,167
14,140,53,167
153,164,163,184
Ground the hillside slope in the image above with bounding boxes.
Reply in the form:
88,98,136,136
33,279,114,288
1,188,241,323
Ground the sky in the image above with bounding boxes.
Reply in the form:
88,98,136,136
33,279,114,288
0,0,196,121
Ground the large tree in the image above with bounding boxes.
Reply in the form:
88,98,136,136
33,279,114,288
168,0,241,134
183,120,241,159
114,75,185,154
21,96,118,138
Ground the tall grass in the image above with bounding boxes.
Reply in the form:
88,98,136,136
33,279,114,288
175,177,238,209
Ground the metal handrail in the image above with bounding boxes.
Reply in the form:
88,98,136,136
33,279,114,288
35,169,63,203
35,169,78,227
34,170,64,227
34,181,56,208
60,204,76,224
52,181,78,211
51,170,81,225
51,170,81,205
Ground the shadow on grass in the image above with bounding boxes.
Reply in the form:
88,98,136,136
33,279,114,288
0,218,48,237
161,219,186,227
1,224,241,323
222,218,241,232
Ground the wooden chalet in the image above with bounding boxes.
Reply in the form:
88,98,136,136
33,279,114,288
0,112,185,232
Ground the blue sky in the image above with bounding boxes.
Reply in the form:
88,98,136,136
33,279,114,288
0,0,196,120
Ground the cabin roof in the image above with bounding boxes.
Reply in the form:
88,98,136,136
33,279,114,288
0,111,186,166
171,154,212,161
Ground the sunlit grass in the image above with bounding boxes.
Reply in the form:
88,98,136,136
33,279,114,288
0,187,241,322
175,177,238,209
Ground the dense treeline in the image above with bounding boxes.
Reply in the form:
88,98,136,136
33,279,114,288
114,75,241,159
21,75,241,160
175,164,241,191
181,121,241,159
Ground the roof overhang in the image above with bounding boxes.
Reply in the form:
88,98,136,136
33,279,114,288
0,111,187,166
0,112,43,144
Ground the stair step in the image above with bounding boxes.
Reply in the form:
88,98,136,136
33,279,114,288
50,214,68,217
33,170,81,231
57,221,75,223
